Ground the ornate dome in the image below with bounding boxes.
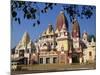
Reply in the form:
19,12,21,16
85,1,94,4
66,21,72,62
82,30,88,38
72,18,80,37
56,11,68,31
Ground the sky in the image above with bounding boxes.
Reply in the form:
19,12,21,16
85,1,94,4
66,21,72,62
11,2,96,49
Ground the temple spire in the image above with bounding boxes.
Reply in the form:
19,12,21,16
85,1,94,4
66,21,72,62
56,11,68,31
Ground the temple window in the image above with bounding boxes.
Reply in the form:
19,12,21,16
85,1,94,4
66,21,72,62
55,42,57,46
40,58,43,64
46,36,48,38
89,51,92,56
19,50,24,57
43,43,47,46
51,35,53,38
53,57,57,63
46,58,50,64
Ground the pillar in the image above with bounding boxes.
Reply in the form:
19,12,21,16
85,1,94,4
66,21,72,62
79,53,83,64
79,57,82,64
69,57,72,64
43,57,46,64
50,57,53,64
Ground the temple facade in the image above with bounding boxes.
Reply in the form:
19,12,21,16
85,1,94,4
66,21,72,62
11,11,96,65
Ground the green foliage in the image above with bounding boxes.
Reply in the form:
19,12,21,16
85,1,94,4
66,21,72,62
88,34,96,42
12,11,17,17
11,1,95,27
63,5,95,21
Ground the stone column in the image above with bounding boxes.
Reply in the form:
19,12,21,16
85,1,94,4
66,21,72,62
27,53,30,65
43,57,46,64
68,53,72,64
50,57,53,64
79,57,82,64
79,53,83,64
69,57,72,64
83,56,86,64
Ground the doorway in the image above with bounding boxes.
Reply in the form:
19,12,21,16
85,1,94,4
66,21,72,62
72,53,79,63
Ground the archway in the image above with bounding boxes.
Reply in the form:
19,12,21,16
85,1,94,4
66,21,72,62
72,53,79,63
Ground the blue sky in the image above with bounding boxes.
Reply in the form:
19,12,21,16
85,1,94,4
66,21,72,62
11,2,96,48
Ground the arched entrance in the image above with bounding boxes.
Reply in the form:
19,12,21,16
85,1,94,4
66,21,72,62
72,53,79,63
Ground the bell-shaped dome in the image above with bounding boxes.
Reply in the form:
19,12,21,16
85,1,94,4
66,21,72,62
21,32,30,45
82,30,88,38
72,18,80,37
16,32,30,50
56,11,68,31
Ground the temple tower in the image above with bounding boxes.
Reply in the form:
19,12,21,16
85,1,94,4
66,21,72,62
55,11,69,52
71,18,82,64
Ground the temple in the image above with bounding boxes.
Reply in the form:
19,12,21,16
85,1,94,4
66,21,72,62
11,11,96,65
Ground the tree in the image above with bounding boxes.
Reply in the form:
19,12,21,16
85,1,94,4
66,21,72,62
88,34,96,42
11,1,95,27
